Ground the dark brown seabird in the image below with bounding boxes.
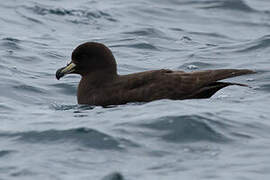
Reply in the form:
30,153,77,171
56,42,254,106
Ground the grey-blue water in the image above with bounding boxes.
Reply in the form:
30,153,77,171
0,0,270,179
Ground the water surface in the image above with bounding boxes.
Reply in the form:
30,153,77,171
0,0,270,179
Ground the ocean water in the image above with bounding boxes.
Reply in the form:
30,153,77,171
0,0,270,179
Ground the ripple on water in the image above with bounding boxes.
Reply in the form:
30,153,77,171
9,169,35,177
234,35,270,53
178,61,226,70
23,5,117,23
0,150,16,158
112,42,158,50
12,84,46,95
0,128,138,150
50,83,77,95
101,172,124,180
50,103,94,111
123,27,171,40
138,115,231,143
1,38,22,51
199,0,255,12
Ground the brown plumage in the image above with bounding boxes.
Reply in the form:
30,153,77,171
56,42,254,106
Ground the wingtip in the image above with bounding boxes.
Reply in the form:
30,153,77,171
242,69,256,74
230,69,256,77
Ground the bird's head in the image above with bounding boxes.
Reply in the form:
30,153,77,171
56,42,117,80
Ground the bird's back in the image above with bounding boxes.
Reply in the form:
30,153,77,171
77,69,253,106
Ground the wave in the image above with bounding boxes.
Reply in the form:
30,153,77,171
0,128,138,150
101,172,124,180
178,61,225,70
22,5,117,23
123,27,172,41
12,84,46,94
234,35,270,53
199,0,255,12
137,114,253,143
1,38,22,50
50,83,77,96
139,115,230,143
50,103,93,111
111,42,158,50
0,150,16,158
195,34,270,58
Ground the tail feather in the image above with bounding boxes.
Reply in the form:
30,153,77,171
191,69,255,84
187,82,249,99
181,69,254,89
182,69,255,99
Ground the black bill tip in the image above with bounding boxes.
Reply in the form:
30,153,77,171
56,67,65,80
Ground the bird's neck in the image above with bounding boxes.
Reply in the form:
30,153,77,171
82,69,118,85
77,70,118,103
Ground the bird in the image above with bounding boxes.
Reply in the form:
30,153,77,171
56,42,254,106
